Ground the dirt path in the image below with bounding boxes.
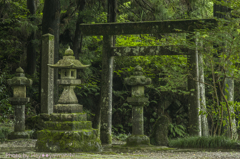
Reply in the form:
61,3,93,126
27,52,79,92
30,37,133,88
1,139,240,159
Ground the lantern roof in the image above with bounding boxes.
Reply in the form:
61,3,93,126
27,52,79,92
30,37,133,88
48,46,90,69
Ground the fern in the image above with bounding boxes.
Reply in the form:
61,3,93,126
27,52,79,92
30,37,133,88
169,123,188,139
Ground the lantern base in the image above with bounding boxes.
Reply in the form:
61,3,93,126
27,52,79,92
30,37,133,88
35,129,102,152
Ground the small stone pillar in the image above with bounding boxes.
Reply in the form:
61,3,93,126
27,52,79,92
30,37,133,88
35,46,102,152
7,67,32,139
124,65,151,146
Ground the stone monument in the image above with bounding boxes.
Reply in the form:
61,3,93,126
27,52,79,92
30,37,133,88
7,67,33,139
35,46,102,152
124,65,151,146
150,115,170,146
41,33,54,115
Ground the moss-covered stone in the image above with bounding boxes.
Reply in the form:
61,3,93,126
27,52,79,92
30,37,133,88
45,121,92,130
35,129,102,152
126,135,150,146
150,115,169,146
25,114,50,139
49,113,87,121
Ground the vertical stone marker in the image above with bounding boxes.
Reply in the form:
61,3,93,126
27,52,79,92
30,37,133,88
41,33,54,114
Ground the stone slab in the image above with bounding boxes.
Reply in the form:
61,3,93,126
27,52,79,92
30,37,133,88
45,121,92,130
49,113,87,121
36,129,102,152
54,104,83,113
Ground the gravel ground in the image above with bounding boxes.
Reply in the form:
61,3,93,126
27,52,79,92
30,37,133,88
1,139,240,159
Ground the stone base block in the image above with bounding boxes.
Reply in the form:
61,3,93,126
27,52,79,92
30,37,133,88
50,113,87,121
54,104,83,113
8,130,33,140
126,135,150,146
35,129,102,152
45,121,92,130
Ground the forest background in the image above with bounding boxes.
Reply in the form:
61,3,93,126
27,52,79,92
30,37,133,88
0,0,240,140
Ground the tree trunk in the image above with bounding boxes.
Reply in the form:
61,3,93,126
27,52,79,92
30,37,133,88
26,0,36,75
72,0,86,60
41,0,60,106
187,34,201,136
198,38,209,136
214,0,236,138
100,0,117,144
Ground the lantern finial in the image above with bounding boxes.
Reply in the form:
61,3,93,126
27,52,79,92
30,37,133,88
64,46,74,56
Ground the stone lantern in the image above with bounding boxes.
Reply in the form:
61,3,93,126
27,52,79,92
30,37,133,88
124,65,151,146
35,46,102,152
7,67,33,139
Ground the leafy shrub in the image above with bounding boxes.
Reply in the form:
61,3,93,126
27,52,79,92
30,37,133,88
169,123,188,139
169,136,239,149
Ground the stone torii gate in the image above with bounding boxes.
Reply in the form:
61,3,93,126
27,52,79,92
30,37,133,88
79,19,217,144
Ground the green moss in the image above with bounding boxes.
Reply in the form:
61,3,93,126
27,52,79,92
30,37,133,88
36,129,101,152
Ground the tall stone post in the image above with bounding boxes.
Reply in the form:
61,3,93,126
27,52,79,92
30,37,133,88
41,33,54,115
124,65,151,146
7,67,33,139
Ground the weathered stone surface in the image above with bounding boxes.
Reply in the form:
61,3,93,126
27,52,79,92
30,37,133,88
7,68,32,140
37,47,101,152
125,65,151,146
57,79,81,85
25,114,50,139
124,65,151,87
79,19,217,35
48,46,90,69
126,135,150,146
7,67,32,87
58,86,78,104
8,97,29,105
54,104,83,113
150,115,170,146
127,97,148,106
45,121,92,130
49,113,87,121
36,129,101,152
41,33,54,114
111,46,190,56
8,130,32,140
132,106,144,135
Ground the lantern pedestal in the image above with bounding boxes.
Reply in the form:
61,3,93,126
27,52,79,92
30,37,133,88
35,47,101,152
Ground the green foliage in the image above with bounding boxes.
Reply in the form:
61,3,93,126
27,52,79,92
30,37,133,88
0,126,12,143
0,68,13,123
169,136,239,149
169,123,188,139
112,133,130,141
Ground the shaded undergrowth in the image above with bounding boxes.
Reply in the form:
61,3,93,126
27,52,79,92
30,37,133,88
169,136,240,149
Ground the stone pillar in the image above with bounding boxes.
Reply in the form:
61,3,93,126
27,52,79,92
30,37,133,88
7,67,33,140
187,34,201,136
124,65,151,146
41,33,54,114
